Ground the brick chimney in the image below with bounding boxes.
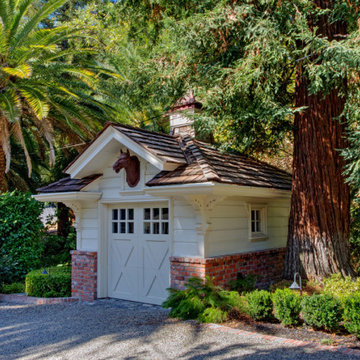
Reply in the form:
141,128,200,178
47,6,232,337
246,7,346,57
169,93,202,137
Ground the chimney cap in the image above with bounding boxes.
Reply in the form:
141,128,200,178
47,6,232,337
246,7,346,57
169,92,202,113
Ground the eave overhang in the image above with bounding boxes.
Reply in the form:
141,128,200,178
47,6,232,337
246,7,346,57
33,191,102,203
145,182,291,198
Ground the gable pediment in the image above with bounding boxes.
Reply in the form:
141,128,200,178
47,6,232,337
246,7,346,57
66,125,186,179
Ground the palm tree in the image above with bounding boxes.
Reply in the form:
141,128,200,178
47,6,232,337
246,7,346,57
0,0,120,192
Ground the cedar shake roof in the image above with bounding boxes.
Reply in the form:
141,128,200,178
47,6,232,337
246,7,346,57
112,124,186,164
146,137,292,190
37,174,101,193
39,124,292,194
63,122,187,173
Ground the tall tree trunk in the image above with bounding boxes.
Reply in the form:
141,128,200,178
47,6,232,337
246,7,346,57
284,0,355,281
57,202,71,238
0,147,8,193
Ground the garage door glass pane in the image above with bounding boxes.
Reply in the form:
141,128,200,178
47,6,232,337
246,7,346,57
120,222,126,233
162,222,169,235
144,208,151,220
120,209,126,220
128,209,134,220
153,222,159,234
128,222,134,233
153,208,159,220
112,222,118,233
161,208,168,220
112,209,118,220
144,222,151,234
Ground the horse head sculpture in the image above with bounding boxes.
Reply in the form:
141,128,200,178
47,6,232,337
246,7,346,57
113,149,140,187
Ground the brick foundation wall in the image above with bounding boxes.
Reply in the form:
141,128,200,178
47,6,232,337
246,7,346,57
170,248,286,290
71,250,97,301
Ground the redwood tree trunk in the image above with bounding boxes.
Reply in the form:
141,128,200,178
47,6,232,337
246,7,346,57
0,147,8,193
284,0,355,280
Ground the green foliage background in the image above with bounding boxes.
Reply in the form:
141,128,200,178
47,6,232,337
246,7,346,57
0,192,44,283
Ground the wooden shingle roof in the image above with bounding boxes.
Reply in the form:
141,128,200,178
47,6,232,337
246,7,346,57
146,137,292,190
37,174,101,193
112,124,186,164
38,124,292,194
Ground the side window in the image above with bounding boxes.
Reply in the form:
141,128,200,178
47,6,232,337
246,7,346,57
249,205,267,241
251,209,262,233
112,208,134,234
144,207,169,235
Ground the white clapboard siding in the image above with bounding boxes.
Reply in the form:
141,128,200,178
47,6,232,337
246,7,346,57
172,198,200,257
205,199,290,257
79,204,99,251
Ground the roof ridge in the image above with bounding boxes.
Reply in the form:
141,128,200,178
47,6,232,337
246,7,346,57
181,136,221,182
113,125,185,164
111,122,177,140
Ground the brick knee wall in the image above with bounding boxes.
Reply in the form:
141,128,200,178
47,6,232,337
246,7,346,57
71,250,97,301
170,248,286,290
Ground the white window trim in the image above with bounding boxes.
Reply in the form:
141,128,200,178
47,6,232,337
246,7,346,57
248,204,268,242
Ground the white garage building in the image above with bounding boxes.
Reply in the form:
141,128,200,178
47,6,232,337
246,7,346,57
35,100,291,304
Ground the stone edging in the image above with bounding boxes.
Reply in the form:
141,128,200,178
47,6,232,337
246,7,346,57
204,323,360,358
0,293,79,305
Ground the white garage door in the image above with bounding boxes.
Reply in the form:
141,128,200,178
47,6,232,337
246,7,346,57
108,204,170,305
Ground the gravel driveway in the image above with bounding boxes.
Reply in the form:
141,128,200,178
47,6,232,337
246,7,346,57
0,299,355,359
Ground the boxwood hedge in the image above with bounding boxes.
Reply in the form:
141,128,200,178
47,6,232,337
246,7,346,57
25,266,71,298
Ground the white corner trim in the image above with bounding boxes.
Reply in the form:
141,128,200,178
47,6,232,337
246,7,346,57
33,191,102,203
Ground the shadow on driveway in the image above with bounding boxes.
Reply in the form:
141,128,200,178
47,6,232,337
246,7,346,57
0,301,353,360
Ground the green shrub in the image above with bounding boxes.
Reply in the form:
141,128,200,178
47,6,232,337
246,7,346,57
198,307,227,323
343,293,360,338
162,277,246,322
223,291,246,310
0,254,19,285
0,192,44,282
245,290,273,321
350,202,360,274
228,274,257,294
323,274,360,303
25,266,71,298
272,289,301,326
1,282,25,294
302,294,343,331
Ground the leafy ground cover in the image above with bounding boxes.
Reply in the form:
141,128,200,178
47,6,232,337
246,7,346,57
163,275,360,349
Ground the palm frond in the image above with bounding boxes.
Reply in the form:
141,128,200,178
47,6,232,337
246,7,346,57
10,0,68,50
17,84,49,119
1,63,32,78
12,121,32,176
0,89,21,123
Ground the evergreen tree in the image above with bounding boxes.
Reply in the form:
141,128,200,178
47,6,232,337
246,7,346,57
110,0,360,280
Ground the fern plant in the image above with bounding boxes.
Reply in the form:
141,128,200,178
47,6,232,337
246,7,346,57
162,277,245,322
